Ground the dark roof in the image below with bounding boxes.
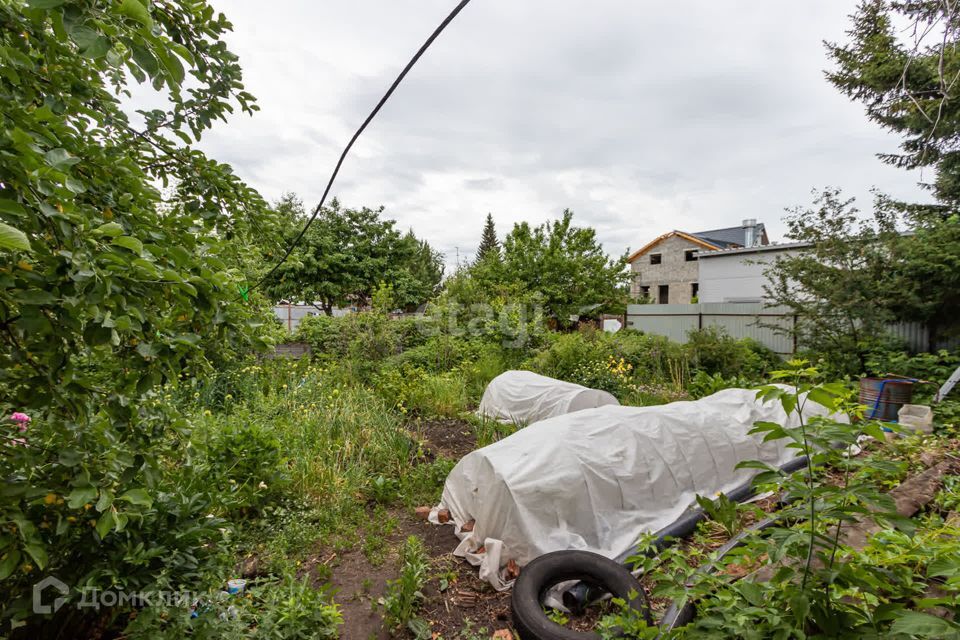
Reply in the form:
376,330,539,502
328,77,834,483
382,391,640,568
690,222,768,248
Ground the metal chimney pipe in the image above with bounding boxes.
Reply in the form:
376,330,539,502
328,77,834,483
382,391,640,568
742,218,757,246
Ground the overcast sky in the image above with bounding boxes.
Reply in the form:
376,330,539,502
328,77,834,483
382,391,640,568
197,0,931,268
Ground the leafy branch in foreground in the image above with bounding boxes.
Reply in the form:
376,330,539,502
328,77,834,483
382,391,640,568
0,0,282,633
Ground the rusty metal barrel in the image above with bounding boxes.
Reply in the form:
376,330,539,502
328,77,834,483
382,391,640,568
859,377,915,422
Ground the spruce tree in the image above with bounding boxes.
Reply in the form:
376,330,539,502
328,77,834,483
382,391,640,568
476,213,500,261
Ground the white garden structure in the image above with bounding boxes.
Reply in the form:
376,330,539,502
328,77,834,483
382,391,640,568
435,387,839,590
477,370,619,425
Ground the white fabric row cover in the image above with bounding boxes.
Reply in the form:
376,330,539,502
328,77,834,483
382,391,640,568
435,387,839,590
477,370,619,424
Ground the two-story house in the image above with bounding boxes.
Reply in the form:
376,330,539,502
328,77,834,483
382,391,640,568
628,219,768,303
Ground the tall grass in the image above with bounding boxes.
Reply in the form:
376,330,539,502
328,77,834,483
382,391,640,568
187,359,427,510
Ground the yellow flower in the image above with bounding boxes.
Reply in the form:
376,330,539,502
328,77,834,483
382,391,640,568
44,493,57,505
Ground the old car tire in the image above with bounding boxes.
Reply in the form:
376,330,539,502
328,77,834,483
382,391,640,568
510,550,649,640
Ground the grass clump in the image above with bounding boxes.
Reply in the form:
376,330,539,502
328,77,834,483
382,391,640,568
379,535,430,636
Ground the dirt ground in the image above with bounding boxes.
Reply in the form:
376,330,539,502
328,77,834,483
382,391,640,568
309,416,633,638
320,515,513,640
314,417,515,639
408,416,480,461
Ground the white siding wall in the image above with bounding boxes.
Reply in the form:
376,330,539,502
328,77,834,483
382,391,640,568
698,249,804,303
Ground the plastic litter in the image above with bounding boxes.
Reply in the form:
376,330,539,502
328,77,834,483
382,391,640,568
898,404,934,434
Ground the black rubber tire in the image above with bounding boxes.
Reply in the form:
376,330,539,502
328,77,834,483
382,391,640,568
511,550,648,640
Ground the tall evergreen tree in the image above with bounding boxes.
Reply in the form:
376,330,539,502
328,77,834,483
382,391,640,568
476,213,500,261
827,1,960,205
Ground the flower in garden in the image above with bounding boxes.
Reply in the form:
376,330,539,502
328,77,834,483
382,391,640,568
10,412,30,432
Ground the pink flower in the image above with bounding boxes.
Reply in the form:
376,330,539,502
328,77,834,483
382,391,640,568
8,438,26,447
10,412,30,433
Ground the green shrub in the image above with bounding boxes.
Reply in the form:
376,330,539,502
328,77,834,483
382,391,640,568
0,404,240,633
686,370,751,399
526,329,614,380
190,417,291,515
865,348,960,398
460,344,511,403
685,326,780,380
385,335,482,374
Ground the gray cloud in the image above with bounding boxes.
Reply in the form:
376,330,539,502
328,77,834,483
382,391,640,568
194,0,930,267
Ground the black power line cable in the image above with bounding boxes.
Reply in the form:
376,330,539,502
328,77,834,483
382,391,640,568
251,0,473,292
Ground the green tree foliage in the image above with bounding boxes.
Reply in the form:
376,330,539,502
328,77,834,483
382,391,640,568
265,199,443,313
403,231,445,307
475,212,500,262
827,0,960,204
501,209,630,325
896,205,960,347
764,190,906,374
765,2,960,375
765,188,960,374
0,0,279,630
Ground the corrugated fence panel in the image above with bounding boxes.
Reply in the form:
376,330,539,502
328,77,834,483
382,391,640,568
703,315,794,356
626,303,795,355
888,322,960,352
627,304,953,356
888,322,928,353
624,304,700,344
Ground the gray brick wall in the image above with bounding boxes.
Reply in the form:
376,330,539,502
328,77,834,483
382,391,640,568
629,235,703,303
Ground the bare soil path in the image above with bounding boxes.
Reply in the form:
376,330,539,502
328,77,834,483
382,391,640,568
311,417,514,639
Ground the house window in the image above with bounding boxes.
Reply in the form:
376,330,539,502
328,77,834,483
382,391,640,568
658,284,669,304
685,249,697,262
691,282,699,300
649,253,662,265
640,285,650,300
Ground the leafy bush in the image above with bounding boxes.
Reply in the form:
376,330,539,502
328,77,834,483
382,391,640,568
686,370,751,399
190,417,291,515
865,348,960,398
685,326,780,379
296,313,426,371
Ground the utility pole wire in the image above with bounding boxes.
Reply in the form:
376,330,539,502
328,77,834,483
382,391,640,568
251,0,474,292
